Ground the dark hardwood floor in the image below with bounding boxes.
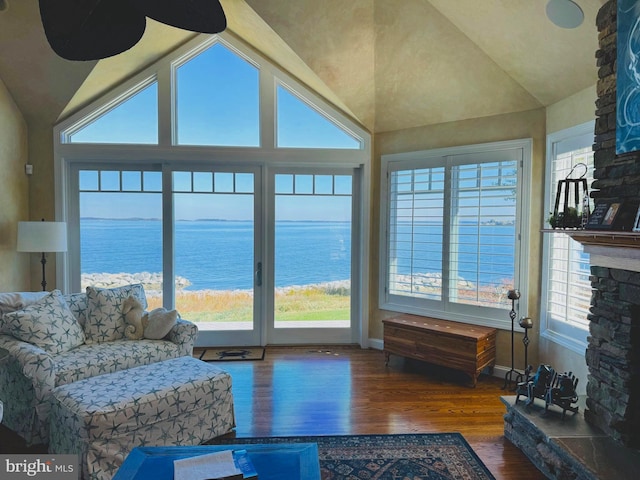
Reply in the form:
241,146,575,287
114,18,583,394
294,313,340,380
215,345,544,480
1,345,545,479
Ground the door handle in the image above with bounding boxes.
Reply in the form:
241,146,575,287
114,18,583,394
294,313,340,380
255,261,262,287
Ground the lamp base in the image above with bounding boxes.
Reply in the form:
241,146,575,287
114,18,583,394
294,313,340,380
40,252,47,291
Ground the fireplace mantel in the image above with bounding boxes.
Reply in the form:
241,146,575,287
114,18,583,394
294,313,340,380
544,229,640,272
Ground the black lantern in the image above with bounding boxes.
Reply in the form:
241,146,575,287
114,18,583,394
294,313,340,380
550,163,589,229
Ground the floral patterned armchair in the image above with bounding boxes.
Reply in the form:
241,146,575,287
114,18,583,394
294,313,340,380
0,286,197,445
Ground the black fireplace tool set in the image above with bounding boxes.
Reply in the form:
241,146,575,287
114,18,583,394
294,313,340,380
503,289,580,419
515,364,579,419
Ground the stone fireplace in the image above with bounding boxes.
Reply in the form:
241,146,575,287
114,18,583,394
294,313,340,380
583,0,640,448
584,266,640,447
502,2,640,478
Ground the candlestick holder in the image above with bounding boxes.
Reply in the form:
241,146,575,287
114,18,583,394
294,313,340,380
502,289,522,390
517,316,533,384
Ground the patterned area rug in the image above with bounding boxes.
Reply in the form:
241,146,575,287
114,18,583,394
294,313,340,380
196,347,265,361
209,433,496,479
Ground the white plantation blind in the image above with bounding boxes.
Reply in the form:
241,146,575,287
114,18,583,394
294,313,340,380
543,137,593,345
388,167,445,300
449,160,517,308
381,140,529,329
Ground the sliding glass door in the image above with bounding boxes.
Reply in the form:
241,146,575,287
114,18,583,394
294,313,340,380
172,168,261,346
268,169,357,344
71,164,359,346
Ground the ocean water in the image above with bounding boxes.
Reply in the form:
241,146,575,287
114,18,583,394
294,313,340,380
80,219,515,291
80,219,351,290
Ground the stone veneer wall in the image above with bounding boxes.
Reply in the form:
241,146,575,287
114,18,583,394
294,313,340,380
585,267,640,446
585,0,640,448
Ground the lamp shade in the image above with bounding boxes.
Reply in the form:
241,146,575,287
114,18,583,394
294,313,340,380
17,221,68,253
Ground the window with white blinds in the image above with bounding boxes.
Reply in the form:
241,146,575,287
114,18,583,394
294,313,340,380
388,166,445,301
541,123,593,352
380,140,531,330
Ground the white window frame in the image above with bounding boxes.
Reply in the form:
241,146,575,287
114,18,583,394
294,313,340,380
379,139,532,330
540,122,593,353
52,31,372,346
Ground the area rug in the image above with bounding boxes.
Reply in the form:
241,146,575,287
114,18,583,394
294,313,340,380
209,433,496,479
197,347,265,361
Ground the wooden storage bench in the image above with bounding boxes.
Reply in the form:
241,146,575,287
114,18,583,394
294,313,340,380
383,314,496,387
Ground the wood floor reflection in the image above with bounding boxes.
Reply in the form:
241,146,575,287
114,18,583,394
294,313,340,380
216,345,545,480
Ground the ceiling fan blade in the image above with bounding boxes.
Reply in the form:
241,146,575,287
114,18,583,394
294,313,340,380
39,0,146,61
132,0,227,34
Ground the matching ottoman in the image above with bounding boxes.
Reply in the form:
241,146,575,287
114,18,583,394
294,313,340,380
48,356,235,480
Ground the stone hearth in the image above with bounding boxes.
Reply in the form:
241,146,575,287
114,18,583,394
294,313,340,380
502,396,640,480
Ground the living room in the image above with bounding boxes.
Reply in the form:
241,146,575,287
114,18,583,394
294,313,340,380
2,1,634,479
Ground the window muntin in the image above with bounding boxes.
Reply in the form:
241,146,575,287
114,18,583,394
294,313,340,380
69,83,158,144
381,141,528,328
175,42,260,147
542,126,593,351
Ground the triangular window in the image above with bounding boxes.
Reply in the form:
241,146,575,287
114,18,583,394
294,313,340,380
175,42,260,147
69,82,158,144
276,85,361,149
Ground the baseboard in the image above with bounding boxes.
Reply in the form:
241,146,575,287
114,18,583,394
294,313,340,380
490,364,514,381
368,336,509,381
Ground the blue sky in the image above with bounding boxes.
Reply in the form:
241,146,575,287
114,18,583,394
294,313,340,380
71,42,360,149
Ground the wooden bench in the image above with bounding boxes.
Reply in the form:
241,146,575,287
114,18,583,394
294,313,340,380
383,314,497,387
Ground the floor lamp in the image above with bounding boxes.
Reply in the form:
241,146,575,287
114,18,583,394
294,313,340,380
17,219,68,291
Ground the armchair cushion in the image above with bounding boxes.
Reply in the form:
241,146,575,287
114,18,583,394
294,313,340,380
1,290,85,354
84,284,147,343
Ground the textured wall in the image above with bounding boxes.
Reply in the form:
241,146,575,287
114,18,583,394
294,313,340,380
0,75,29,291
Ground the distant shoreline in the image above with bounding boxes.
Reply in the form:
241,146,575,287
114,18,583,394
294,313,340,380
81,272,351,295
81,217,350,223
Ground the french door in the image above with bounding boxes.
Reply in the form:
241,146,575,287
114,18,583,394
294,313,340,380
266,169,357,344
171,166,262,346
70,164,359,346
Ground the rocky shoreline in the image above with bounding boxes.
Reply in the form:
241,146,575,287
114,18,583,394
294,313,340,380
81,272,191,292
81,272,351,295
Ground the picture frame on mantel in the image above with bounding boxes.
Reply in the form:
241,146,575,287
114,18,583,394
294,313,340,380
586,201,621,230
587,200,639,231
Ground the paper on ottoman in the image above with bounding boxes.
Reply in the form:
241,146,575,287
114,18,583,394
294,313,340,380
49,356,236,480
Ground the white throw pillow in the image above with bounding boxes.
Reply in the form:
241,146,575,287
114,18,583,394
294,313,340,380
2,290,85,354
84,284,148,343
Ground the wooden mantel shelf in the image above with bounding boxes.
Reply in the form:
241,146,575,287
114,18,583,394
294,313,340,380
542,229,640,272
563,230,640,248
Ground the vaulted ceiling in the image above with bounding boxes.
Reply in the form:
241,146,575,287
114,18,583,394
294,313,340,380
0,0,605,133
